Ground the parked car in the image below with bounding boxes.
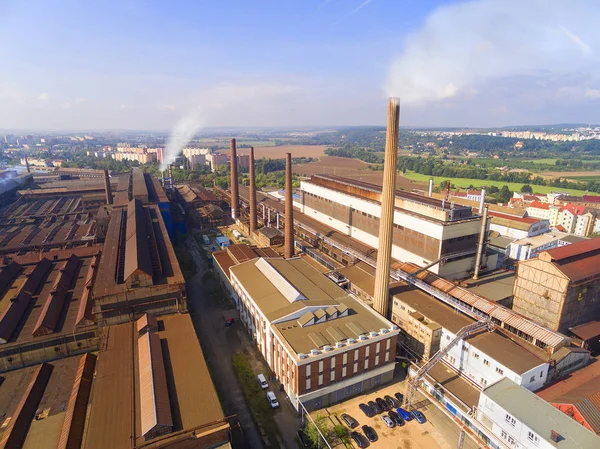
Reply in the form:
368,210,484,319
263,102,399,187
395,392,404,404
266,391,279,408
384,395,398,408
257,374,268,389
359,403,375,418
350,431,368,448
362,425,378,442
297,429,309,447
368,400,382,414
411,410,426,424
388,410,405,426
381,414,395,428
376,397,390,412
341,413,359,429
396,407,412,421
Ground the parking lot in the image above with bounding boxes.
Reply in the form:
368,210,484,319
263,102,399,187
315,380,481,449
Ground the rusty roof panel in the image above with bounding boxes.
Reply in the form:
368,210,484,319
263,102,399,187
75,254,99,328
0,262,22,296
136,313,158,334
546,236,600,261
132,168,149,203
0,259,52,344
32,255,81,337
138,331,173,440
124,199,153,282
56,353,97,449
0,363,53,449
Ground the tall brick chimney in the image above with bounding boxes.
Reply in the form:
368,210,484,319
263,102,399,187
103,169,113,205
249,146,257,234
284,153,294,259
230,138,240,220
373,98,400,317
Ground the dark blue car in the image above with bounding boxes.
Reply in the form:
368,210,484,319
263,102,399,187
396,407,412,421
411,410,426,424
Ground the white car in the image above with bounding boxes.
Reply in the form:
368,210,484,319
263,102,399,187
266,391,279,408
381,415,395,428
257,374,268,389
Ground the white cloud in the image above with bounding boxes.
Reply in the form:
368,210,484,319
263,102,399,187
386,0,600,104
585,88,600,99
38,92,49,101
62,101,72,109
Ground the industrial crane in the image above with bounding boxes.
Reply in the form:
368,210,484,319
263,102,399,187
402,318,495,410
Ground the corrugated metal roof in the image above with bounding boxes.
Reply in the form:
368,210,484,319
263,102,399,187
124,199,153,282
33,255,81,337
138,330,173,440
569,321,600,341
0,363,53,449
137,313,158,334
75,254,99,328
57,353,97,449
0,258,52,344
546,237,600,262
0,261,22,297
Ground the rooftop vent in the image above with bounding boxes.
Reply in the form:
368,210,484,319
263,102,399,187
390,324,399,331
358,335,368,341
298,353,309,359
550,431,562,443
380,328,390,334
370,331,379,338
324,345,334,352
310,349,321,356
347,338,357,344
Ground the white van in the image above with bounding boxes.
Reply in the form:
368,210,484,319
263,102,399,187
266,391,279,408
257,374,268,389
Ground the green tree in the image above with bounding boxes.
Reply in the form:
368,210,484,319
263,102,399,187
520,184,533,194
487,185,499,194
499,185,512,202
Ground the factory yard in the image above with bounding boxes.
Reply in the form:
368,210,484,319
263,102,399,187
316,378,481,449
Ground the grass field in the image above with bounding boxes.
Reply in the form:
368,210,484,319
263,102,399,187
402,171,589,195
566,175,600,181
523,158,558,165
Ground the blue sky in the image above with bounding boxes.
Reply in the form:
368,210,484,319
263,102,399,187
1,0,599,130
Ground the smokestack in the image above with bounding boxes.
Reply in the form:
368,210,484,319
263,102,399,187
284,153,294,259
169,165,174,189
103,170,113,205
473,207,488,280
25,155,30,173
428,178,433,197
479,187,486,214
230,138,240,220
373,98,400,317
249,146,257,234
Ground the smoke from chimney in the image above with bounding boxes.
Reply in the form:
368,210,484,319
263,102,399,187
249,146,257,234
284,153,294,259
372,98,401,317
230,139,240,220
103,170,113,205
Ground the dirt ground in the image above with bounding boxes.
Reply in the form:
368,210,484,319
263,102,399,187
538,170,600,180
295,156,427,191
218,145,328,159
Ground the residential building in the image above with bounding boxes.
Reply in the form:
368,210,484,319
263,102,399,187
182,147,211,158
300,174,488,280
488,211,550,239
557,204,586,234
555,195,600,208
206,153,228,172
188,153,206,170
526,201,561,226
478,378,600,449
238,154,250,170
513,238,600,332
574,209,600,237
218,254,400,411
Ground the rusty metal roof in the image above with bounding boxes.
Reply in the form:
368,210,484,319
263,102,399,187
0,261,22,297
569,321,600,341
136,313,158,334
132,168,149,203
0,362,53,449
124,199,153,282
541,237,600,283
75,254,99,328
137,330,173,440
32,255,81,337
57,353,97,449
546,237,600,261
0,258,52,344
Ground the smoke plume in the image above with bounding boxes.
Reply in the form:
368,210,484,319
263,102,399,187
161,107,204,172
386,0,600,105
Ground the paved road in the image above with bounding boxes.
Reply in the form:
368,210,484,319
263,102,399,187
185,237,265,449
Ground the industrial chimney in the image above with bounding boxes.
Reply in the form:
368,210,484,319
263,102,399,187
25,155,30,173
479,187,486,214
428,178,433,197
168,165,174,189
284,153,294,259
249,146,257,235
473,207,488,280
103,170,113,205
230,138,240,220
372,98,401,317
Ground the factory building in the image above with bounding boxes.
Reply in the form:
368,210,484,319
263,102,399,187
92,198,186,326
299,174,491,279
216,253,399,411
513,238,600,333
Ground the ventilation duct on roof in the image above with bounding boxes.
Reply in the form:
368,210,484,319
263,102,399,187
370,331,379,338
324,345,334,352
310,349,321,356
358,335,368,341
335,342,344,349
298,353,309,359
380,328,390,334
347,338,357,344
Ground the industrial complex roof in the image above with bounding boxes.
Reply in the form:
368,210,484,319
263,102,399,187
540,237,600,283
231,257,396,355
83,313,225,449
483,378,600,448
